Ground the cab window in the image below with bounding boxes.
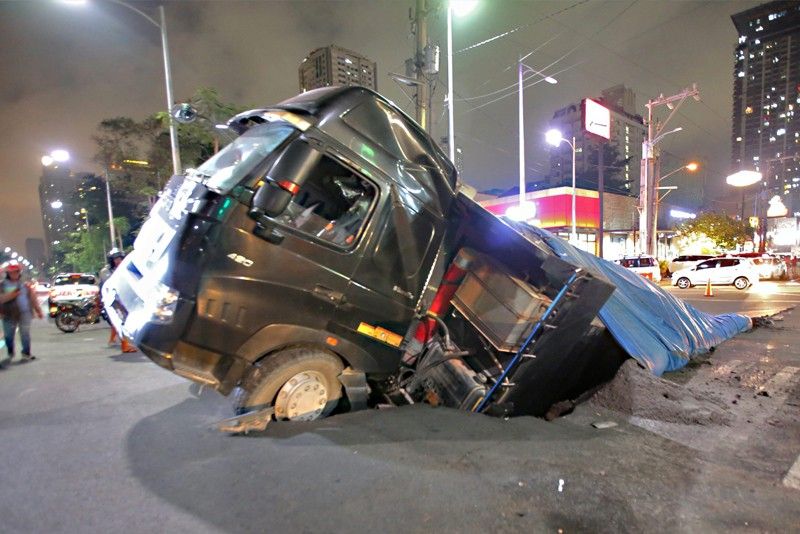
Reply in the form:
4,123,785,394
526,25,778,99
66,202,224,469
273,152,376,248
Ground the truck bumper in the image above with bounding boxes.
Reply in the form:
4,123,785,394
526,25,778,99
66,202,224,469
101,259,245,394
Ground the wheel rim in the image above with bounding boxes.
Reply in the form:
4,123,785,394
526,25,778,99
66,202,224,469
678,278,689,288
735,278,747,289
274,371,330,421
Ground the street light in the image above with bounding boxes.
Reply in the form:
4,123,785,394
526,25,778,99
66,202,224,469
546,129,578,244
659,161,699,184
518,53,557,211
446,0,479,162
64,0,181,175
50,200,64,210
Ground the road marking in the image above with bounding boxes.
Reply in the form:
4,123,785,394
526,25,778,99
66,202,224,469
784,454,800,490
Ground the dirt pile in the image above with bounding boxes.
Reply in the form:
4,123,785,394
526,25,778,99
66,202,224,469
591,359,733,426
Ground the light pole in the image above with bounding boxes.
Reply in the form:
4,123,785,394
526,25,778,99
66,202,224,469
65,0,181,175
517,54,557,211
546,130,578,245
446,0,479,163
728,156,797,253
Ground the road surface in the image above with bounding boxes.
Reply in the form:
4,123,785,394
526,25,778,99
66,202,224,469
0,288,798,532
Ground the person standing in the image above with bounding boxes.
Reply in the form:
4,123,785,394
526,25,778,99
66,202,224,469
0,260,44,363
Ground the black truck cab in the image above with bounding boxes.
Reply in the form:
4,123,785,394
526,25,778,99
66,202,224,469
104,87,617,425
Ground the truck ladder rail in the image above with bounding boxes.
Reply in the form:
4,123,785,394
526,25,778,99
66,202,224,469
473,269,582,413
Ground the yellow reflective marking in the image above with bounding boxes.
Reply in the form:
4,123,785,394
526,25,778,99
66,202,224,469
357,322,403,347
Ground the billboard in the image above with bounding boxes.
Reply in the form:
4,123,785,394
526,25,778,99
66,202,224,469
582,98,611,140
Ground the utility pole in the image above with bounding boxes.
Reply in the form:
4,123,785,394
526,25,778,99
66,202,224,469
598,144,604,259
413,0,430,131
639,83,700,256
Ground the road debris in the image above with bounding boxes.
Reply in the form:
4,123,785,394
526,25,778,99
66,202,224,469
591,421,618,429
591,359,732,425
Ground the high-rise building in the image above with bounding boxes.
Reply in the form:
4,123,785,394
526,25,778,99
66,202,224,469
731,1,800,215
548,85,646,195
299,45,377,92
39,164,105,252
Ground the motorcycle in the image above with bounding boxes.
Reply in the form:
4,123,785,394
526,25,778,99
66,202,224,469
54,296,102,333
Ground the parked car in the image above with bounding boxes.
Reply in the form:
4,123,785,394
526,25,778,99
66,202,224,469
616,255,662,282
672,257,759,290
48,273,99,318
752,256,787,280
668,255,713,275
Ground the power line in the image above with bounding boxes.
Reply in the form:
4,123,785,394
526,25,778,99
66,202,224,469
455,0,592,55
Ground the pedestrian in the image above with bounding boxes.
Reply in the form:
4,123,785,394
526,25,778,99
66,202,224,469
0,260,44,364
99,249,135,353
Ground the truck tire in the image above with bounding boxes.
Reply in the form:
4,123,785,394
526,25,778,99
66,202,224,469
236,346,344,422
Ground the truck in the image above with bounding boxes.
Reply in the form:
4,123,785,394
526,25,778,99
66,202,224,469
103,86,622,432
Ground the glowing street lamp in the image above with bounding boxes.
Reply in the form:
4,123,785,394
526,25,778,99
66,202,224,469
726,170,762,187
545,129,578,244
50,200,64,210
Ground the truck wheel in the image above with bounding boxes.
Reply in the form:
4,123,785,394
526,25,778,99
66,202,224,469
237,346,343,422
734,276,749,290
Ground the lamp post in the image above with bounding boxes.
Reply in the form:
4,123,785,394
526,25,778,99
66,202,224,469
446,0,479,163
65,0,181,175
728,156,797,253
517,54,557,211
546,130,578,244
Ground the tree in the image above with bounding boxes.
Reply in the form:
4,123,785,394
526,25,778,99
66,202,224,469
49,217,131,275
676,212,753,253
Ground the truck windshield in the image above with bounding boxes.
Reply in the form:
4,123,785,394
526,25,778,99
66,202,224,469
195,122,296,192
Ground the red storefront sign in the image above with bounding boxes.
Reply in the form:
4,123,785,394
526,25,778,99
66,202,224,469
480,187,600,230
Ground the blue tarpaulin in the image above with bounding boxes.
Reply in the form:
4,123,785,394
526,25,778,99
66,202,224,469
521,226,752,376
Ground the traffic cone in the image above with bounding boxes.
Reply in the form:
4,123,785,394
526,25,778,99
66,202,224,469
121,337,137,353
704,278,714,297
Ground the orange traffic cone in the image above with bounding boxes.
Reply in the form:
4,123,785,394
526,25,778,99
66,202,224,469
121,337,137,353
704,278,714,297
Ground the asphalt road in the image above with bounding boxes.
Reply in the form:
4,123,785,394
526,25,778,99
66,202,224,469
0,290,798,533
662,280,800,316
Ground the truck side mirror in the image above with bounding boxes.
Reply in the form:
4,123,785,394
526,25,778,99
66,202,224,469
249,140,322,219
250,181,293,218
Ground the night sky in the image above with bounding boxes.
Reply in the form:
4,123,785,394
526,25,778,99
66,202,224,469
0,0,762,252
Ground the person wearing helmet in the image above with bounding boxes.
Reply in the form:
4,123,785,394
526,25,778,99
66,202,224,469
98,249,136,353
0,260,43,363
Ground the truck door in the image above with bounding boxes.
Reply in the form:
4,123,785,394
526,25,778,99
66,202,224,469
201,139,380,348
334,185,443,370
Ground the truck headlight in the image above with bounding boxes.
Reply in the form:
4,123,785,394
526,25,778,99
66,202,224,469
151,284,179,324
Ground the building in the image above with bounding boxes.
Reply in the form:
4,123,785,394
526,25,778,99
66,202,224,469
548,85,646,196
731,1,800,215
299,45,377,92
39,164,106,253
478,185,690,260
